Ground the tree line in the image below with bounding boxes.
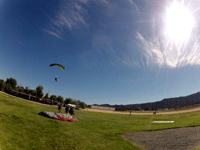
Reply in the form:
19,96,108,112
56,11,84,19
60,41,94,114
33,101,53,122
0,77,87,109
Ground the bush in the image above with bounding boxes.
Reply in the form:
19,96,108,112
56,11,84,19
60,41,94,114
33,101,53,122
80,102,87,109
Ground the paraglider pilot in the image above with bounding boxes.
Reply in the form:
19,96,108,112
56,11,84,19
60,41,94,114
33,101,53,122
65,105,70,114
49,64,64,82
69,106,75,115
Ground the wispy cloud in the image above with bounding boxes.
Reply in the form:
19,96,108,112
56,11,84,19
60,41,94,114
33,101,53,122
136,31,200,69
122,57,140,68
43,0,89,39
79,0,89,4
120,0,200,69
43,0,116,38
127,0,140,14
41,29,63,40
43,0,144,69
101,0,111,5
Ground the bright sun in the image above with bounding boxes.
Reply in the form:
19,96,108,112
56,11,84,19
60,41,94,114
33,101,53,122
165,1,195,43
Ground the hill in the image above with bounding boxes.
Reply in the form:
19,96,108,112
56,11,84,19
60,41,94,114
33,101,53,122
98,91,200,110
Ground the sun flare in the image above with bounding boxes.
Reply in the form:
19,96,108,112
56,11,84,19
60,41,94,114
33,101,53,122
165,1,195,43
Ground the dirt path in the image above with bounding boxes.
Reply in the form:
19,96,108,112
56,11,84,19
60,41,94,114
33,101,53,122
82,107,200,115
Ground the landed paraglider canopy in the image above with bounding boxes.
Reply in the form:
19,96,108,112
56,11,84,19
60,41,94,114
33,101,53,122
49,63,65,70
38,112,78,122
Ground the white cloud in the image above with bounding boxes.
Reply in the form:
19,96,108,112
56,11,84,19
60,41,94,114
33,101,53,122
41,29,63,40
122,57,140,68
118,0,200,69
127,0,140,14
43,0,145,69
43,0,118,40
101,0,111,5
43,1,89,39
74,3,83,11
135,31,200,69
79,0,89,4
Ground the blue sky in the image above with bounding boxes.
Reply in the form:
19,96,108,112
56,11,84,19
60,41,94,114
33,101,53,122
1,0,200,105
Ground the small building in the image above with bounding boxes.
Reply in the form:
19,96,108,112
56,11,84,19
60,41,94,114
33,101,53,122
68,104,76,108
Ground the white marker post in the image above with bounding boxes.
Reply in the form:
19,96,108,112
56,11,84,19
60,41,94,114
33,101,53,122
152,121,174,123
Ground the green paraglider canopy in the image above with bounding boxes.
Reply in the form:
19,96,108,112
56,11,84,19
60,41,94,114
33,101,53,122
49,63,65,70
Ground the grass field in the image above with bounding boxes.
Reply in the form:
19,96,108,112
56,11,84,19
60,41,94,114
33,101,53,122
1,92,200,150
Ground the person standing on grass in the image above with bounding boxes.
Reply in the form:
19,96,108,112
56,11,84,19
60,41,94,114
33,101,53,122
153,110,156,114
52,99,54,105
69,106,75,115
69,106,72,115
65,105,70,114
58,103,62,113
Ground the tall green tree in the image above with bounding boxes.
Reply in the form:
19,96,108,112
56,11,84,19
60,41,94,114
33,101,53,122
80,102,87,109
4,83,12,92
17,85,24,92
77,100,81,106
30,90,37,96
57,95,64,103
65,98,73,104
24,86,30,94
50,95,57,101
0,79,6,91
5,78,17,89
36,85,44,98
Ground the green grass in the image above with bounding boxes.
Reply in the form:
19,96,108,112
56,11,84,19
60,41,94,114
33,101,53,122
1,92,200,150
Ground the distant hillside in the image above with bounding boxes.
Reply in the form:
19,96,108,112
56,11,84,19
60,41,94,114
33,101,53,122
98,91,200,110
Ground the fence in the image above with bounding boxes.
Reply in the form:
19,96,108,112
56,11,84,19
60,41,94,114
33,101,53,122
8,90,59,106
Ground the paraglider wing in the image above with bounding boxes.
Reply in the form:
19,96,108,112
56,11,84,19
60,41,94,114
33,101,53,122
49,63,65,70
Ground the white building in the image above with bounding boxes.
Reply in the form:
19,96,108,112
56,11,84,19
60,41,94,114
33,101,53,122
68,104,76,108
